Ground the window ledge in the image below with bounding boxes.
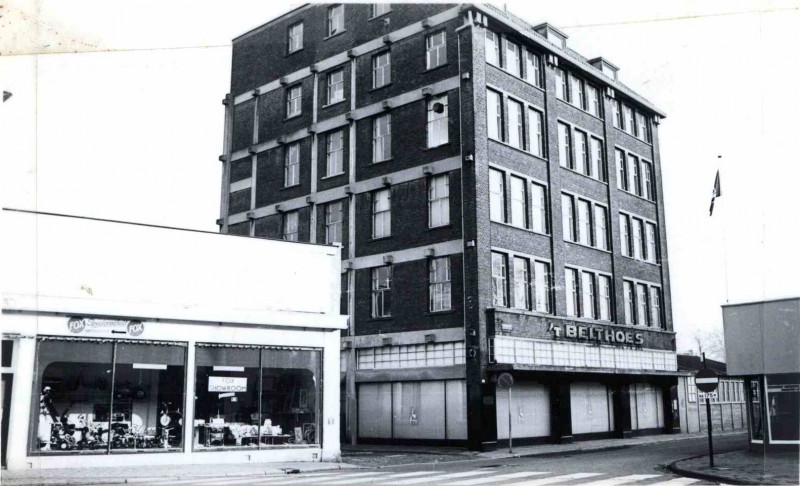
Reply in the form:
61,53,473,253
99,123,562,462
556,98,605,121
426,309,457,316
370,236,392,242
426,223,453,232
369,82,393,92
284,113,302,122
620,254,660,267
368,12,392,21
487,137,548,162
280,184,301,191
321,172,346,180
323,30,348,41
367,316,393,322
285,47,304,57
322,99,346,109
422,142,450,152
490,220,550,238
617,188,657,205
372,157,394,165
563,240,612,254
423,62,449,74
560,165,609,185
613,126,653,146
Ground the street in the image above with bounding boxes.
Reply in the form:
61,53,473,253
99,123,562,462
90,434,746,486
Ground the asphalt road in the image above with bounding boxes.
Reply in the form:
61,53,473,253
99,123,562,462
103,434,747,486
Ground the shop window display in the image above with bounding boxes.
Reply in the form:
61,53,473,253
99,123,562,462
30,338,186,454
766,374,799,442
194,344,321,450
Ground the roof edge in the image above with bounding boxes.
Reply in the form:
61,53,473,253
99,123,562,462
721,296,800,308
232,3,311,43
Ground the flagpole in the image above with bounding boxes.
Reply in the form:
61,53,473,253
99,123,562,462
717,160,730,304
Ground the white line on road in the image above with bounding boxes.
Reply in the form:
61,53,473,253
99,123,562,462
645,479,701,485
442,471,549,485
264,471,386,485
504,472,604,486
575,474,662,486
320,471,435,484
381,469,496,485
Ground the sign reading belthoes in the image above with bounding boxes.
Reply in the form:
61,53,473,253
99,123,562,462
208,376,247,393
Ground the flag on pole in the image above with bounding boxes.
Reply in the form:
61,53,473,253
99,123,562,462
709,170,721,216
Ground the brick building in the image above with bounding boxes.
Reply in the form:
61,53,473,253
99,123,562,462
218,3,680,451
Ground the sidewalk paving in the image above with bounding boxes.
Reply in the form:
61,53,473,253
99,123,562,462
670,449,800,485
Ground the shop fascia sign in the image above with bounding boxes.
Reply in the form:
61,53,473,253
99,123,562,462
548,321,643,345
67,317,144,336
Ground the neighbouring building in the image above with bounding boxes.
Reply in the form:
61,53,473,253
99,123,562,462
0,209,346,470
219,3,678,450
676,354,748,434
722,297,800,452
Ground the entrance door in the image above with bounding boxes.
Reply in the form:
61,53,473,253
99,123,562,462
1,374,12,468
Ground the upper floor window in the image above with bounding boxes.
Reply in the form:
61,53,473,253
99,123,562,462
327,4,344,37
428,174,450,228
507,98,524,150
589,137,606,182
372,188,391,238
371,266,392,317
504,39,521,77
286,85,302,118
525,51,542,88
530,182,548,234
491,252,508,307
284,142,300,187
372,51,391,89
372,3,391,18
327,69,345,105
325,201,343,245
565,267,579,317
613,100,624,130
562,192,609,250
283,211,299,242
288,22,304,53
529,108,544,158
326,130,344,176
555,68,568,101
586,84,601,117
489,168,506,223
513,257,531,310
373,114,391,162
642,161,655,200
616,149,628,191
575,129,589,175
567,267,613,321
557,122,573,169
487,89,503,141
624,105,635,136
570,75,585,110
485,30,501,67
509,175,527,228
616,148,655,200
429,257,452,312
427,94,449,147
620,212,658,263
426,30,447,70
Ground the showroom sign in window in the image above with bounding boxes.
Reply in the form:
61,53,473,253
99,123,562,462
208,376,247,393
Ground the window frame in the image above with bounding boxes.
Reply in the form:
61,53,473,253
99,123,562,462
324,201,343,245
491,252,509,307
284,142,300,187
507,98,524,150
288,21,304,53
372,188,391,239
371,265,392,318
327,4,345,37
426,30,447,70
528,108,544,157
326,130,345,177
428,173,450,228
326,68,345,105
429,257,452,312
371,3,391,18
373,113,392,162
283,210,299,242
372,51,391,89
427,94,449,148
286,85,302,118
487,89,504,142
489,168,506,223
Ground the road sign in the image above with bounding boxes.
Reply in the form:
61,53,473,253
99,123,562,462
695,368,719,392
497,373,514,389
699,391,717,400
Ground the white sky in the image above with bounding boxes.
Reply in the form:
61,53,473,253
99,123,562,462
2,0,799,354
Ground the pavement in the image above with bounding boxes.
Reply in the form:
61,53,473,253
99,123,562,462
670,449,800,485
1,430,749,486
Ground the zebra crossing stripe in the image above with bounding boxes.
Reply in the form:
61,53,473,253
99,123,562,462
320,471,435,485
265,471,386,485
133,474,287,486
443,471,549,485
576,474,662,486
505,472,604,485
383,469,496,485
645,479,701,485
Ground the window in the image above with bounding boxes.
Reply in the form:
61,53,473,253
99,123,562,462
581,271,596,319
565,268,579,317
594,205,608,250
284,142,300,187
507,99,524,149
616,149,628,191
283,210,299,241
555,68,568,101
530,183,548,234
627,154,639,195
525,51,542,88
487,89,503,141
485,30,500,67
586,84,600,117
372,3,390,18
613,100,623,130
426,30,447,70
327,69,345,105
372,266,392,317
533,261,551,313
489,168,506,222
429,257,451,312
561,193,575,242
620,214,632,257
598,275,612,321
637,112,649,142
372,51,391,88
491,252,508,307
326,130,344,176
427,94,449,147
632,218,644,260
577,199,592,246
649,287,662,328
642,161,654,200
373,114,391,162
513,257,530,310
372,188,391,238
327,4,344,36
286,85,302,117
325,201,343,244
646,222,658,263
570,75,585,110
428,174,450,228
688,377,697,403
558,122,573,169
623,281,635,325
632,157,642,197
624,105,635,136
509,176,527,228
528,108,544,157
575,130,589,175
504,39,521,77
636,283,649,326
590,137,606,181
288,22,304,53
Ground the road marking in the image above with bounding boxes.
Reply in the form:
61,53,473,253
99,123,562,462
442,471,549,485
266,472,385,485
383,470,496,485
138,474,287,486
576,474,662,486
505,473,604,485
645,479,701,485
320,471,435,484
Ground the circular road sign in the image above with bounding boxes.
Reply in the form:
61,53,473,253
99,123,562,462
695,368,719,393
497,373,514,389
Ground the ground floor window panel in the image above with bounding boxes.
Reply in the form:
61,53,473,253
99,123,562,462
748,378,764,441
357,383,393,439
570,382,611,435
393,382,445,440
496,382,550,439
766,374,800,443
30,337,186,455
630,382,664,430
445,381,468,440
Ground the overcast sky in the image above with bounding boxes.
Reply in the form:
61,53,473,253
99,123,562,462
2,0,799,354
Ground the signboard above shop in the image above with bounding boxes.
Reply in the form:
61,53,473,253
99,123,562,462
67,317,144,336
548,322,643,345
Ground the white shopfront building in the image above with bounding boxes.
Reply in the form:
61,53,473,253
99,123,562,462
1,210,346,470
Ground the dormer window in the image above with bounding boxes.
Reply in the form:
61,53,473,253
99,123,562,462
533,23,568,49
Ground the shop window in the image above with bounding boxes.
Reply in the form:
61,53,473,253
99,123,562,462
749,378,764,441
31,337,186,455
1,340,12,367
766,375,799,442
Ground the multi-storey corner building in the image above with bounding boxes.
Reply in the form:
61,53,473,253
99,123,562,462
219,3,679,451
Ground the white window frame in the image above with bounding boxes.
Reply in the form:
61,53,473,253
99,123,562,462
373,113,391,162
513,257,531,310
489,168,506,223
530,182,547,234
371,3,391,18
286,85,302,118
372,51,391,89
558,122,573,169
372,188,391,238
485,30,501,67
428,174,450,228
507,98,524,149
288,22,304,53
529,108,544,157
284,142,300,187
429,257,452,312
565,267,579,317
283,210,299,242
327,4,344,37
504,38,521,77
427,94,449,148
491,252,509,307
525,50,542,88
426,30,447,70
327,68,345,105
509,175,527,228
561,193,575,242
487,89,503,141
371,266,392,317
590,137,605,182
325,201,343,245
326,130,344,176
